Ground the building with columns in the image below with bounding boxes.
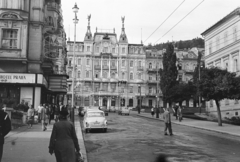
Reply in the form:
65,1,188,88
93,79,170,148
0,0,68,110
201,7,240,118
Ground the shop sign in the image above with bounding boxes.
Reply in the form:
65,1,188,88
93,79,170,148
0,73,35,83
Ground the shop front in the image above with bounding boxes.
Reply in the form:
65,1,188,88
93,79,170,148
0,73,49,110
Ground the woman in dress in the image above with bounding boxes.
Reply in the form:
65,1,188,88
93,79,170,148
48,110,80,162
27,105,34,128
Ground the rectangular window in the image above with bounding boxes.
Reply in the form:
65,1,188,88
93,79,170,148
77,58,81,65
234,59,238,72
138,73,141,79
138,86,141,93
112,48,115,53
121,87,124,93
216,37,220,50
87,46,90,52
87,59,90,65
2,29,18,49
86,71,89,78
209,42,212,54
130,86,133,93
130,60,133,67
149,87,152,94
103,60,108,66
77,71,81,78
149,75,152,81
122,47,125,54
233,27,238,41
224,32,228,46
122,60,125,67
122,72,125,79
104,47,108,53
96,47,99,53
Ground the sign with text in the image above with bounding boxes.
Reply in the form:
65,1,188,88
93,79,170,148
0,73,35,83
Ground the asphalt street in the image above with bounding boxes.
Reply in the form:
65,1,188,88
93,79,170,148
83,112,240,162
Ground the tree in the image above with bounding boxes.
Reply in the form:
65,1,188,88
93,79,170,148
199,67,240,126
169,81,196,106
160,43,178,107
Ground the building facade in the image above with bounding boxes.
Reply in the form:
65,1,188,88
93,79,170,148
67,17,150,110
201,7,240,118
0,0,68,110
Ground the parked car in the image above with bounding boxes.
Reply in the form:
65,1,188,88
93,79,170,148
83,110,107,133
109,106,116,112
99,106,108,116
118,107,130,115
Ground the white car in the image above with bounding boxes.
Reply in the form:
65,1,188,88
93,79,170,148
118,107,130,115
83,110,107,133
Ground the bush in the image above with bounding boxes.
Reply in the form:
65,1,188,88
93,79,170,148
14,103,29,112
11,110,24,119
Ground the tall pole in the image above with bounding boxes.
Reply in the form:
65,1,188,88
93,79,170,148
199,62,201,114
72,3,79,124
156,56,159,118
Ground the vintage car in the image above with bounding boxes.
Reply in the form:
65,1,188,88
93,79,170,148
99,106,109,116
83,110,107,133
118,107,130,115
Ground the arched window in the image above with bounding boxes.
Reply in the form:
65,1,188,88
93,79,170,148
149,63,152,69
129,99,133,106
77,71,81,78
86,71,90,78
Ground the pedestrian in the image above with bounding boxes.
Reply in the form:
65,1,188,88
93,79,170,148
0,106,11,162
55,104,60,122
2,104,6,112
48,110,81,162
27,105,34,128
163,107,173,136
41,104,47,131
177,106,183,122
37,103,43,123
49,104,54,124
151,107,155,117
174,106,178,120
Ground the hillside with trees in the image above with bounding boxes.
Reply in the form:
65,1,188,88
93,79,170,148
148,37,204,50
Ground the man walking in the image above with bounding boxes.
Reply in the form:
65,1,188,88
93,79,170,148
0,107,11,162
163,107,173,136
37,103,43,123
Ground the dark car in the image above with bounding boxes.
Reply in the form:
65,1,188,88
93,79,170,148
99,106,108,116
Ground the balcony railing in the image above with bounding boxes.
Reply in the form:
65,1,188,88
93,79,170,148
102,65,109,70
137,66,144,71
94,65,101,69
47,2,62,15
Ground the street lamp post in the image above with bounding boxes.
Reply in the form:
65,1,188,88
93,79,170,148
71,3,79,124
138,84,141,114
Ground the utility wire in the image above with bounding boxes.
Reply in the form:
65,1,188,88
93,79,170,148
154,0,205,44
144,0,185,43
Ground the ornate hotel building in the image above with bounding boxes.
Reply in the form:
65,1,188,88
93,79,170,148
66,17,165,110
0,0,68,109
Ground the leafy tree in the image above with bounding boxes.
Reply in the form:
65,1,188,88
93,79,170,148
199,67,240,126
169,81,196,106
160,43,178,107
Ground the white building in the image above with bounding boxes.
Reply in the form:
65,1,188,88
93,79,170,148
201,7,240,118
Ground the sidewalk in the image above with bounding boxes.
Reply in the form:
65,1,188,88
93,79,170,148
3,116,87,162
130,111,240,137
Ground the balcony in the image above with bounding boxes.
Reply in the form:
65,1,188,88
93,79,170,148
137,66,144,71
147,80,158,84
42,57,54,74
147,68,159,73
94,65,101,69
102,65,109,70
47,2,62,15
111,66,117,70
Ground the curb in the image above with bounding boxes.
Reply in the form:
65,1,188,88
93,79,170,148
74,115,88,162
133,113,240,138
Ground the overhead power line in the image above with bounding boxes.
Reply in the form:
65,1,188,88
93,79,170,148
154,0,205,44
144,0,185,44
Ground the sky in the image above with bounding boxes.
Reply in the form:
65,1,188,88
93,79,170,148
61,0,240,45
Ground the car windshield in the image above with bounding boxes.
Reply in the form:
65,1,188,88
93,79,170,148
87,112,104,117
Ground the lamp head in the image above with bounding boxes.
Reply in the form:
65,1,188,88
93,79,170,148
72,3,79,13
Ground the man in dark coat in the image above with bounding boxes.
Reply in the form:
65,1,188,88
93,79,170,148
0,107,11,161
49,110,80,162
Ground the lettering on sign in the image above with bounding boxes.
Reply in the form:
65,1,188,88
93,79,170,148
0,73,35,83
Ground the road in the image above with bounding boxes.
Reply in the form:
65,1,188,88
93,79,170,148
82,112,240,162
